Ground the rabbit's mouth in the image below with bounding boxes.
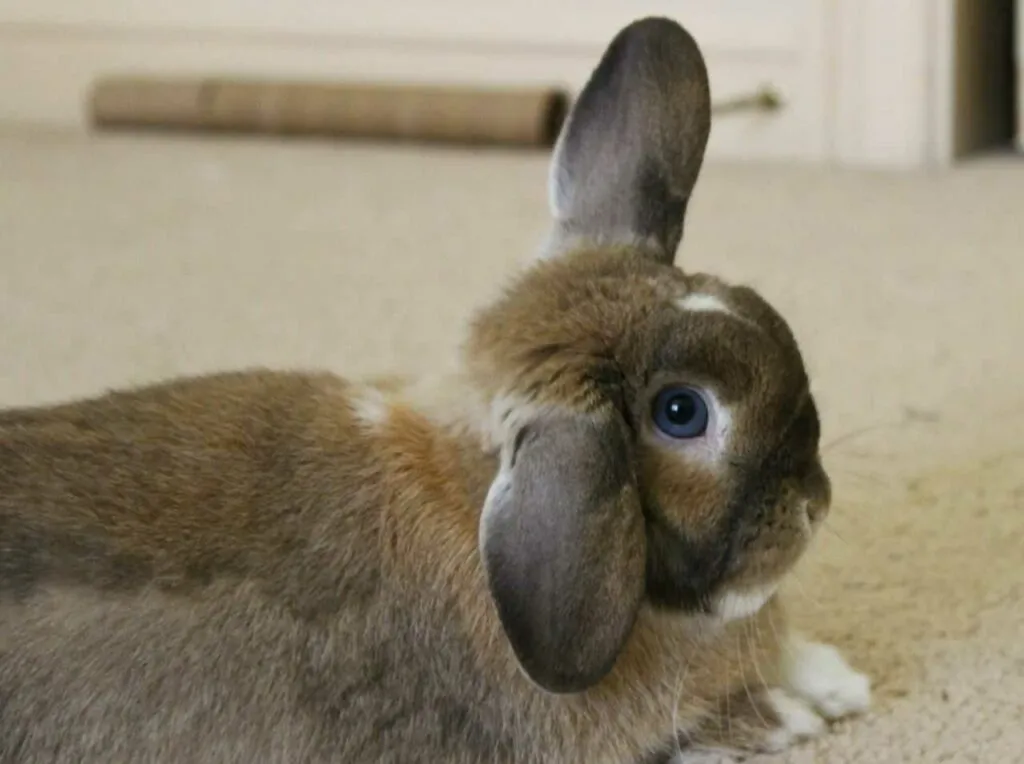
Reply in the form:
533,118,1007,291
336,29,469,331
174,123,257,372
642,478,826,618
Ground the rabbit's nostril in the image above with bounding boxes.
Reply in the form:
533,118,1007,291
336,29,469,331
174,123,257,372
805,497,829,524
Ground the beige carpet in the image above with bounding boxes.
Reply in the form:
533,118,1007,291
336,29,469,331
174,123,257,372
1,128,1022,762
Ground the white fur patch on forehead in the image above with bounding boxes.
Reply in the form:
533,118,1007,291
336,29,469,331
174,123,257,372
675,293,733,315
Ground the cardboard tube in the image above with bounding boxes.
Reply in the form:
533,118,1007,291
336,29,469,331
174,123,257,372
89,77,571,148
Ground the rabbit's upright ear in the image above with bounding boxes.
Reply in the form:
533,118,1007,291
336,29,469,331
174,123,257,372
545,17,711,264
480,408,646,694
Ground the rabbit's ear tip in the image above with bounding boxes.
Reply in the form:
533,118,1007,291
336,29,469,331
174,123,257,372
545,15,710,264
607,16,702,55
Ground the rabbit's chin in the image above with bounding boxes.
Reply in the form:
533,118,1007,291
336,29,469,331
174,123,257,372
710,581,780,623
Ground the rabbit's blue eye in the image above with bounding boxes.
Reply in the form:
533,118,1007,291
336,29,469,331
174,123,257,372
651,386,709,439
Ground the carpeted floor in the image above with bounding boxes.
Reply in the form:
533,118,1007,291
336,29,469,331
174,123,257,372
1,128,1021,762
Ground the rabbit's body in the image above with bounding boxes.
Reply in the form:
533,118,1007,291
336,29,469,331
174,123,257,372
0,369,782,763
0,18,872,763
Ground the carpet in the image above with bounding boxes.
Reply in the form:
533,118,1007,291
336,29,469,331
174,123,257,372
1,128,1021,763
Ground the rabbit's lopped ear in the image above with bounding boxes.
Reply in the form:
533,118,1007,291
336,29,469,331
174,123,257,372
480,408,646,694
545,17,711,264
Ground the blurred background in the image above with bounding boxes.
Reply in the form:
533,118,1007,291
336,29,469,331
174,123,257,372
0,2,1022,762
0,0,1019,165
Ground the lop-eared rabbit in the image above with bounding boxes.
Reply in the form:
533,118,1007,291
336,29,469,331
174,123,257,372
0,17,870,764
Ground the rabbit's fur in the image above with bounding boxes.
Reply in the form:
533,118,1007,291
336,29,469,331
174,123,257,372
0,17,870,764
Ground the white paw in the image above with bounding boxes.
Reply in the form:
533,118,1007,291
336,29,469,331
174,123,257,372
762,688,827,752
782,636,872,720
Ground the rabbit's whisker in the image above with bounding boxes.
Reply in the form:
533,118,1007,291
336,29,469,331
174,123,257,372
740,618,771,730
669,646,695,761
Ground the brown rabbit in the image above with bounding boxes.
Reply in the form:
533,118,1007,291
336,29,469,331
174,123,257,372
0,17,870,764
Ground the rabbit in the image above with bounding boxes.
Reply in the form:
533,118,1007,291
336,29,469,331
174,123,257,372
0,16,872,764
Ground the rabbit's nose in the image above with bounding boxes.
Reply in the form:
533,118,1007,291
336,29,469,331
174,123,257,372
805,496,830,525
797,458,831,524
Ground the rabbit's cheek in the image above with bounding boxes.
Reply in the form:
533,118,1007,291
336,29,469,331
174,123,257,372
639,454,738,612
639,446,730,538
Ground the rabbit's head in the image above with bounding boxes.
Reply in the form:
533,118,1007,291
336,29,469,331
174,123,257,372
465,18,829,695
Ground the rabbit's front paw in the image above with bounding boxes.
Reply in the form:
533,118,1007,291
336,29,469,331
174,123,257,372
683,637,870,760
760,688,827,752
684,686,827,758
781,635,871,720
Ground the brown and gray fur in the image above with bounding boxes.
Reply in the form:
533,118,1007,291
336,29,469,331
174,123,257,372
0,18,866,764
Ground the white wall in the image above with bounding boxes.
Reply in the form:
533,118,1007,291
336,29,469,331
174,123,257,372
0,0,957,167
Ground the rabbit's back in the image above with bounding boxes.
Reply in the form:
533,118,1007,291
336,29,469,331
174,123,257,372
0,371,505,762
0,370,383,603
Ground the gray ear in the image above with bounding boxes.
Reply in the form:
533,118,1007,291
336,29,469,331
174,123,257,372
479,410,646,694
545,17,711,264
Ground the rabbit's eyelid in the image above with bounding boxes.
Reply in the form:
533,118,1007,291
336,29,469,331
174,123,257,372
710,394,733,448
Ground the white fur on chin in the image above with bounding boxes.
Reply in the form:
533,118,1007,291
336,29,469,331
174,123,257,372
713,582,778,623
